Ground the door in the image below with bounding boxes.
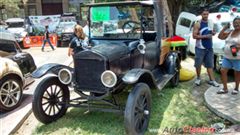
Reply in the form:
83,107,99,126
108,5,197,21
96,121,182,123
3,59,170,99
175,12,197,40
14,42,36,75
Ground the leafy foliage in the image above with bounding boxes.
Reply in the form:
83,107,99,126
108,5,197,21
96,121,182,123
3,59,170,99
1,0,22,17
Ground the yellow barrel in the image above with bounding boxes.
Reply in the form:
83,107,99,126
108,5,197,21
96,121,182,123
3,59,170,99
180,68,196,81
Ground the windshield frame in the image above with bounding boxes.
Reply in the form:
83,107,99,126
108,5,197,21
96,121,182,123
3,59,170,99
88,3,147,40
6,22,24,28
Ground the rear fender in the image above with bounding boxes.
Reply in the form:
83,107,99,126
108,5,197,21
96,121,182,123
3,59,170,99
122,68,156,89
32,63,73,78
164,51,180,74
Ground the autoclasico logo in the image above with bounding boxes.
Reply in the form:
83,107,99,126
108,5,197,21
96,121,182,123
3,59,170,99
148,126,222,134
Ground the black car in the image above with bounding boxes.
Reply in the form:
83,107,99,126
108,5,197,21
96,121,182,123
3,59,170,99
0,32,36,111
32,1,181,134
56,13,77,47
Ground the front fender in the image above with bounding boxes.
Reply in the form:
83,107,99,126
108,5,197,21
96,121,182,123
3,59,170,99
122,68,156,89
32,63,73,78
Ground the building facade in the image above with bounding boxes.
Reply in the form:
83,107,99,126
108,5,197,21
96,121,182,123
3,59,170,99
1,0,87,20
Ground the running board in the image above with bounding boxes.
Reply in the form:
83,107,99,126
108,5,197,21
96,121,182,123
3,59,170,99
156,74,174,90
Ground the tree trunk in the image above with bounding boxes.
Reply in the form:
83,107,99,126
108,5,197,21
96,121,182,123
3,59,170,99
164,0,185,34
161,0,174,37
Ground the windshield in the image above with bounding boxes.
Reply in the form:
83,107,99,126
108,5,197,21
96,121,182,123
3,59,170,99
57,22,76,33
90,5,143,39
59,22,76,29
0,42,16,53
7,22,24,28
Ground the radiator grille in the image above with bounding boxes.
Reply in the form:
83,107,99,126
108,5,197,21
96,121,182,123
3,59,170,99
74,58,107,92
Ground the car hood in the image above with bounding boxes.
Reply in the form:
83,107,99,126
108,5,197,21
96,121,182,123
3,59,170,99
7,28,25,34
91,43,130,61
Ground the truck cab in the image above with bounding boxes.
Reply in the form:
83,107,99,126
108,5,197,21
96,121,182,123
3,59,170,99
5,18,28,48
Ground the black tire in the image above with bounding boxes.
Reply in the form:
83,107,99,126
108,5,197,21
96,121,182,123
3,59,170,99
32,76,69,124
170,58,180,87
61,41,70,47
57,40,62,47
124,83,151,135
0,76,23,112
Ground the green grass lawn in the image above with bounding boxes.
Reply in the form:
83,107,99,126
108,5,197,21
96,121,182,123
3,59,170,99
32,81,224,135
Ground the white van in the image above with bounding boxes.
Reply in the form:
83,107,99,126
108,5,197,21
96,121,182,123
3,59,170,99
176,11,240,71
5,18,28,48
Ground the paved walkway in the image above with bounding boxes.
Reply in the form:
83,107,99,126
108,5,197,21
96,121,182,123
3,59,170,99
0,47,72,135
204,82,240,124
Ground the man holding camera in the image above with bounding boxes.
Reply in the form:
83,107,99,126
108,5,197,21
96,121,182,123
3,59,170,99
218,17,240,94
192,8,220,87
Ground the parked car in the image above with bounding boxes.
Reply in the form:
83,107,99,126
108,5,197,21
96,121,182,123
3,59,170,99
176,11,240,71
32,1,181,134
5,18,28,49
56,13,77,47
0,32,36,111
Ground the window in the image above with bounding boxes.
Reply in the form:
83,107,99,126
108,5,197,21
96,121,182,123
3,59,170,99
6,22,24,28
179,18,192,28
28,5,37,16
0,40,17,53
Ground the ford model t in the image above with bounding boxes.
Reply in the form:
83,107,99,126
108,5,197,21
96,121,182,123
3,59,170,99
32,1,181,134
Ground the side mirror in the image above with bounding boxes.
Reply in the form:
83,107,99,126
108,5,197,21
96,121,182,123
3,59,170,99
137,39,146,54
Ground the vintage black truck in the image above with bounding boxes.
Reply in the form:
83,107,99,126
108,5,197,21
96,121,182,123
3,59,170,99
32,1,181,134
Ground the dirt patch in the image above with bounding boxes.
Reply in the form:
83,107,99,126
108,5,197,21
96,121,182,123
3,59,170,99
15,113,39,135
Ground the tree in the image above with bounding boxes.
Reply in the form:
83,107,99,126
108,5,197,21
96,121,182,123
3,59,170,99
158,0,218,35
1,0,22,18
157,0,174,37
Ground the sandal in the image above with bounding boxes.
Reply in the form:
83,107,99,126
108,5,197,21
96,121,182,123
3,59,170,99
231,89,239,95
217,89,228,94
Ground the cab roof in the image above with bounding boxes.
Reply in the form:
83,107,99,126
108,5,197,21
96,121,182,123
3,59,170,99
0,32,16,41
86,1,153,7
5,18,24,23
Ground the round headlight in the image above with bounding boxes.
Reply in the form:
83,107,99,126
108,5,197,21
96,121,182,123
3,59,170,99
58,68,72,85
101,70,117,88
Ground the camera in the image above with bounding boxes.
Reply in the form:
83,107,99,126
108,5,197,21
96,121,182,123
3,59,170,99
226,23,231,29
230,45,238,57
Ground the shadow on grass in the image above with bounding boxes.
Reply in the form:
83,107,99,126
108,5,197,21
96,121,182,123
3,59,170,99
36,109,125,135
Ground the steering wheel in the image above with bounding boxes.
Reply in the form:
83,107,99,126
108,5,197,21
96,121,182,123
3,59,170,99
122,21,141,34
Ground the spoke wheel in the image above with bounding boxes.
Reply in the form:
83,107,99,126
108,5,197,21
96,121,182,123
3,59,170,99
32,76,69,124
0,76,22,112
124,83,151,135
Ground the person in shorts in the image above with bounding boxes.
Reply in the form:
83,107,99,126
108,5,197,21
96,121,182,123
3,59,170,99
217,17,240,94
192,8,219,87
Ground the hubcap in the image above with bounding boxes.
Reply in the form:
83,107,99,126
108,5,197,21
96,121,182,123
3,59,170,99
0,80,21,107
42,85,64,116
